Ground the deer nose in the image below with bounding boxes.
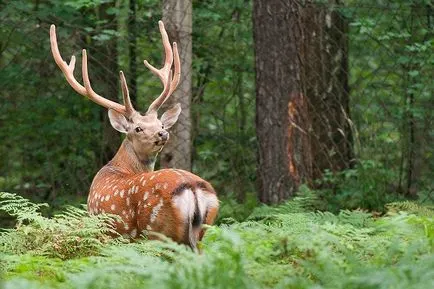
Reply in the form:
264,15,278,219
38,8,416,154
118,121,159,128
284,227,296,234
158,130,169,141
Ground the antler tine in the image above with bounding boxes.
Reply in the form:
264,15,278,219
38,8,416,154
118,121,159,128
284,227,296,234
119,71,135,116
50,25,87,96
145,21,178,114
81,49,127,115
50,24,128,115
167,42,181,97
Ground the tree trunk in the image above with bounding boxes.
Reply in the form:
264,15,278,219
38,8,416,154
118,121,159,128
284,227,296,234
97,3,121,163
254,0,352,204
254,0,302,204
128,0,137,106
160,0,192,171
301,3,353,180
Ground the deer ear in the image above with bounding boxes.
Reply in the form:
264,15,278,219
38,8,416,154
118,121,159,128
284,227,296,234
160,103,181,129
108,109,130,133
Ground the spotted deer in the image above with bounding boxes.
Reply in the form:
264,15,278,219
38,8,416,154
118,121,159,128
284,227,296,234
50,21,219,250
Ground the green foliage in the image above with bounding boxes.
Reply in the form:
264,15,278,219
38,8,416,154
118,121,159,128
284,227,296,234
0,192,120,260
344,0,434,193
1,193,433,289
314,160,406,212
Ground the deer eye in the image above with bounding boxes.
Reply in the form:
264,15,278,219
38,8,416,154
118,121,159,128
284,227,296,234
135,127,143,133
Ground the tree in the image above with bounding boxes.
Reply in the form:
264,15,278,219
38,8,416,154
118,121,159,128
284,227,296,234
93,2,121,163
160,0,193,170
254,0,353,204
128,0,138,106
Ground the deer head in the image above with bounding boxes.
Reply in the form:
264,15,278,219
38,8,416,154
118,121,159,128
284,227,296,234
50,21,181,159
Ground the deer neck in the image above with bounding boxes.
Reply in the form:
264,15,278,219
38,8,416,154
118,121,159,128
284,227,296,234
107,139,157,175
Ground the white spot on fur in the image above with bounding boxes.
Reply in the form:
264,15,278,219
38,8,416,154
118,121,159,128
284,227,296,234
130,228,137,238
105,195,110,201
163,183,168,190
120,190,125,198
143,192,149,201
150,175,155,180
146,225,152,231
124,223,129,230
126,197,131,206
150,198,164,223
114,190,119,196
111,204,116,211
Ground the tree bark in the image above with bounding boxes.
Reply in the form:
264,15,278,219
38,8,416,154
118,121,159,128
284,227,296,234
301,3,353,180
128,0,137,106
254,0,302,204
160,0,192,171
254,0,353,204
97,2,121,163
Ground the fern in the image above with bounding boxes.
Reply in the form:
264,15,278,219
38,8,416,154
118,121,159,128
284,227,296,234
0,192,121,259
386,201,434,217
1,192,434,289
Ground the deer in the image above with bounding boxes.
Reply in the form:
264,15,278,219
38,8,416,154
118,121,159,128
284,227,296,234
49,21,219,250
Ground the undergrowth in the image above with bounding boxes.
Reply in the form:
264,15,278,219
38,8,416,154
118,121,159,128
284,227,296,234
1,191,433,289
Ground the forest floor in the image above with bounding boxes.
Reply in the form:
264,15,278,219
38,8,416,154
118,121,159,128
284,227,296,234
0,191,433,289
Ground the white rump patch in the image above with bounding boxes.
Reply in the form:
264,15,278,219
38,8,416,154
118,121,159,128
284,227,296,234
172,189,195,225
196,188,219,220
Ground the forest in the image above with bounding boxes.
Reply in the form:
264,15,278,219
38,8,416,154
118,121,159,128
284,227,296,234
1,0,433,288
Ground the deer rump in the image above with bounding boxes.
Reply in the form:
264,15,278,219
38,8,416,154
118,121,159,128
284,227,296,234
131,174,219,251
171,183,218,250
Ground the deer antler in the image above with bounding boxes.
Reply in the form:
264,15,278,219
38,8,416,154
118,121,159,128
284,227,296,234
144,21,181,114
51,21,179,117
50,25,133,116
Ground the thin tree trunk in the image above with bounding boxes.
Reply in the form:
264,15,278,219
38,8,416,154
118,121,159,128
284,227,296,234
128,0,137,105
97,3,121,163
160,0,192,171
